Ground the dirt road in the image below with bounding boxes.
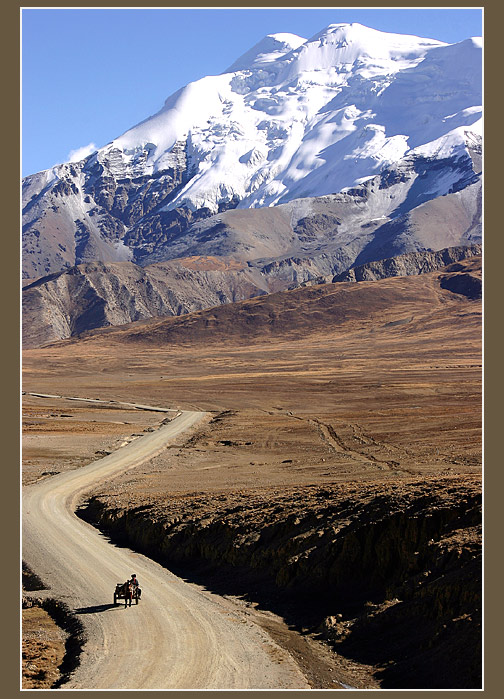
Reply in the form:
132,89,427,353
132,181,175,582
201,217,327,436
22,410,310,689
23,391,177,413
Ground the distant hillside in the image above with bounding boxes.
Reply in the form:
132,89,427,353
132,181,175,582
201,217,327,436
22,246,480,349
42,255,480,352
333,245,481,283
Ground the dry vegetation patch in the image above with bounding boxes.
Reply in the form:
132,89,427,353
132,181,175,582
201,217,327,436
22,606,66,689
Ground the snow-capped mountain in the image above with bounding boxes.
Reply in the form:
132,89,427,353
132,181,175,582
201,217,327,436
22,22,482,282
93,23,482,211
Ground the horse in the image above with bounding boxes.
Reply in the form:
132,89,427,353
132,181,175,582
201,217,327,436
120,581,133,607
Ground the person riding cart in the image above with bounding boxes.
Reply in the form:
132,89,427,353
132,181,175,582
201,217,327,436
129,574,141,599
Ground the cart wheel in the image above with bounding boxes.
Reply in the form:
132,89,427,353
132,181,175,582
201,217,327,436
113,593,117,606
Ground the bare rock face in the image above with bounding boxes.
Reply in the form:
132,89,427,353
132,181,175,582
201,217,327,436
22,258,271,348
22,142,481,284
439,259,482,299
21,140,191,281
333,245,481,283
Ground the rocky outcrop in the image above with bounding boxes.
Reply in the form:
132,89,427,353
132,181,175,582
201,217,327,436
78,475,481,689
333,244,481,282
22,258,271,348
439,260,482,299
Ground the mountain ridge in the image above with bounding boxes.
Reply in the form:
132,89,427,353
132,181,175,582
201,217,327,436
22,22,482,282
37,253,480,352
22,245,481,349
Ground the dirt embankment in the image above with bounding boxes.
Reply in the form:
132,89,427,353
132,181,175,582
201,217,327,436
79,474,481,689
22,602,67,689
22,565,86,689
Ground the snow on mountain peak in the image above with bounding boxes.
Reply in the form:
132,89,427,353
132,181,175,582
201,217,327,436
286,22,447,79
94,22,481,215
225,32,306,72
309,21,443,44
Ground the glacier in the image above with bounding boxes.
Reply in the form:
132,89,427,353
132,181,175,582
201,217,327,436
99,23,481,212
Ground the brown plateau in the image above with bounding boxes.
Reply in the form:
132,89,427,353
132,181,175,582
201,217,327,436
22,256,482,689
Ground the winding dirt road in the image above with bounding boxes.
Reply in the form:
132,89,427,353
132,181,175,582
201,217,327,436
23,409,310,689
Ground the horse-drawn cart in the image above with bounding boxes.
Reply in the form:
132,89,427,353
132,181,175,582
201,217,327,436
114,581,140,606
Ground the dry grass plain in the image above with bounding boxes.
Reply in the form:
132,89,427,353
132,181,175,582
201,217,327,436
22,260,482,688
22,399,168,485
23,264,482,492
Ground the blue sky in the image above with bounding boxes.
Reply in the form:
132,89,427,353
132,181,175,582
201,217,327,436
21,7,483,177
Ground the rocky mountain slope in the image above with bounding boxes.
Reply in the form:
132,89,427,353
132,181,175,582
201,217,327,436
22,256,268,349
140,149,481,269
332,244,481,283
36,254,480,355
22,246,481,349
22,23,481,282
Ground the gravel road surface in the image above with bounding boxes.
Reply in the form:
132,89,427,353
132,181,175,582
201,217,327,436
23,410,309,689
